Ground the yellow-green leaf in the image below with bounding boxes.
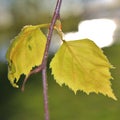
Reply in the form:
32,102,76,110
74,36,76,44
6,25,46,88
50,39,117,100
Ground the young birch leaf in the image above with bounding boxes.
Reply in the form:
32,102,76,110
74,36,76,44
50,39,117,100
6,25,46,88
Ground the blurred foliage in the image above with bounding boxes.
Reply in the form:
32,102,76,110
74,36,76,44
62,16,81,32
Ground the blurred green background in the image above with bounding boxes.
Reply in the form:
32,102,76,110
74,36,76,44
0,0,120,120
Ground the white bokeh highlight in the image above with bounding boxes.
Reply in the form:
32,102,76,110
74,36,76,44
64,19,117,48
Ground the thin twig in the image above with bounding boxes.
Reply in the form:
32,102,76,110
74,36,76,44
21,65,43,91
42,65,49,120
42,1,62,120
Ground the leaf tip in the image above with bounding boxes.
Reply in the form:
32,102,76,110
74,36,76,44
108,92,117,101
113,96,117,101
11,82,19,88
